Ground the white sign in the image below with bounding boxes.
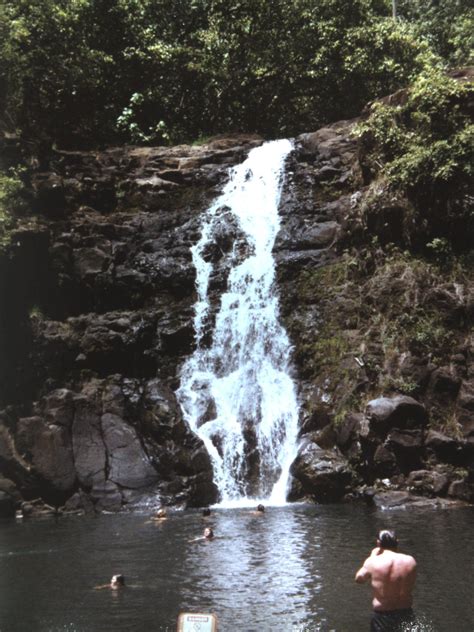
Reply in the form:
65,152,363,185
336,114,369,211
177,612,218,632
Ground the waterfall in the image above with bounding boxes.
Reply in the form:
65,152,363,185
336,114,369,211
176,139,299,506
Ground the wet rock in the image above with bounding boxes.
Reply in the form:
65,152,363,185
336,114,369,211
366,396,428,436
16,416,76,500
102,413,159,489
73,247,110,278
21,498,59,518
448,480,474,503
72,392,107,489
0,424,38,497
425,430,467,465
90,480,123,512
275,220,339,251
335,413,365,449
310,425,337,450
289,440,352,502
373,445,398,477
385,429,424,472
406,470,450,497
42,389,75,427
371,490,465,510
62,490,94,514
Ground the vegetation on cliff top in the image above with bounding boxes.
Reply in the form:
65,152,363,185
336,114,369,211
356,68,474,254
0,0,471,149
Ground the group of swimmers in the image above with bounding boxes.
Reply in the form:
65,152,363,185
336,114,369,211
97,512,418,631
98,504,266,589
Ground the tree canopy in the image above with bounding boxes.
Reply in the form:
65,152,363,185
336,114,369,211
0,0,472,147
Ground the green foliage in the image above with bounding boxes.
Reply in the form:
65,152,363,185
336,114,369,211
397,0,474,66
0,169,24,248
355,68,474,252
0,0,450,148
290,246,470,416
426,237,453,266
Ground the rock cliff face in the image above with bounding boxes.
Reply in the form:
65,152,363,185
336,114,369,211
0,110,473,516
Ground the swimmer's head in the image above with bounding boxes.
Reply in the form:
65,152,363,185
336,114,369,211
202,508,211,517
111,574,125,587
155,508,167,518
377,530,398,551
204,527,214,539
256,504,265,513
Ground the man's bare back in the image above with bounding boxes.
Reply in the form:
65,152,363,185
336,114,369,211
355,530,417,631
356,546,417,611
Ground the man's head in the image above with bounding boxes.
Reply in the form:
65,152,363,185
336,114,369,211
377,529,398,551
256,504,265,513
110,574,125,587
156,508,167,518
202,507,211,517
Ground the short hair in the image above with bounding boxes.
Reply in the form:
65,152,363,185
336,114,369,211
257,504,265,512
112,574,125,585
378,530,398,550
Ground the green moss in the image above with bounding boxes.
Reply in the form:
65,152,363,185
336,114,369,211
292,247,471,422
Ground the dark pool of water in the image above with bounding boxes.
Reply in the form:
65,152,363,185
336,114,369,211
0,503,473,631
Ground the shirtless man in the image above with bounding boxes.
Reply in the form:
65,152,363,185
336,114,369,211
355,530,417,631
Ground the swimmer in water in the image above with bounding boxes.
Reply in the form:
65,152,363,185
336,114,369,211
145,507,168,524
190,527,214,542
154,508,168,520
95,574,125,590
246,504,265,515
202,507,211,518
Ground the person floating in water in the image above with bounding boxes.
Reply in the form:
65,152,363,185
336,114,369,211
95,574,125,590
190,527,214,542
145,507,168,524
202,507,211,517
154,507,168,520
355,529,417,632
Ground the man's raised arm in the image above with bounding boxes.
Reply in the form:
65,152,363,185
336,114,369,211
355,558,372,584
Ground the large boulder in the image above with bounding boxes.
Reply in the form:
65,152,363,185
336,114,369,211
425,430,468,466
16,416,77,500
406,469,450,497
370,490,464,510
289,440,353,502
366,396,428,436
102,413,159,489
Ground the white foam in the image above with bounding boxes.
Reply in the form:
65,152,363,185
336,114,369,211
177,139,299,505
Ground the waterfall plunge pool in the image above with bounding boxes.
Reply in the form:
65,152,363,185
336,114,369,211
1,503,473,631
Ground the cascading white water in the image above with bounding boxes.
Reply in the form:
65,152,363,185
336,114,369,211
176,139,299,506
